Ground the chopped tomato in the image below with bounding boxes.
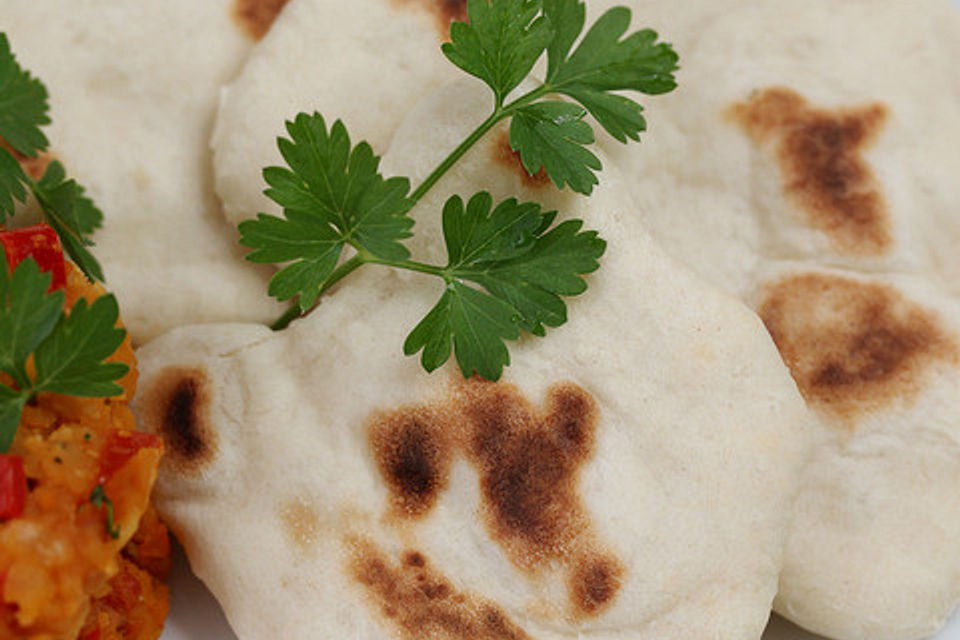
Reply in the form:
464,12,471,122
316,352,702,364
98,431,163,484
78,625,102,640
0,224,66,290
0,455,26,520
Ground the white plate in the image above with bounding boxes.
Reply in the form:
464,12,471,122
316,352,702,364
159,0,960,637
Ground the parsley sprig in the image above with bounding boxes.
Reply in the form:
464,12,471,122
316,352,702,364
0,248,128,452
240,0,677,380
0,33,105,281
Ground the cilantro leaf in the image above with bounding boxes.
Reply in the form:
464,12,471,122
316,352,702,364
0,33,50,158
0,385,26,453
442,0,552,105
404,193,603,380
0,251,64,387
33,160,105,281
0,147,28,222
241,114,415,308
404,282,518,380
543,1,678,142
509,101,601,194
33,294,128,397
542,0,585,79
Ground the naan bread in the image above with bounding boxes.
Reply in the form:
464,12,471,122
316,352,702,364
133,79,812,639
590,1,960,637
212,0,466,226
1,0,288,343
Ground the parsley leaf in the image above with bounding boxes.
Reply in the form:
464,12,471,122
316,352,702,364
0,249,64,388
33,293,128,397
543,1,679,142
0,250,128,452
0,32,107,281
240,113,414,309
404,193,604,379
442,0,552,105
509,101,601,194
0,146,28,220
0,33,49,158
33,161,105,282
0,384,26,453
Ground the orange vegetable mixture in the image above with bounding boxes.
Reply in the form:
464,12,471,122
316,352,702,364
0,264,170,640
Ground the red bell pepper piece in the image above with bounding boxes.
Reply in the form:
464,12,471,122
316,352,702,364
98,430,163,484
0,224,67,291
0,454,27,521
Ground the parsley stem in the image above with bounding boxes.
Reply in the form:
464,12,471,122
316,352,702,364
269,254,367,331
409,110,505,203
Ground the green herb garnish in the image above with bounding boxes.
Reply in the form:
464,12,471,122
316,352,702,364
0,33,105,281
90,483,121,540
239,0,678,380
0,249,128,452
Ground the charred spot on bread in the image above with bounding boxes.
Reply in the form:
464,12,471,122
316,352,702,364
370,407,453,519
493,131,551,188
366,380,624,617
729,87,891,255
570,553,625,617
348,539,533,640
232,0,289,40
759,273,959,422
140,367,217,472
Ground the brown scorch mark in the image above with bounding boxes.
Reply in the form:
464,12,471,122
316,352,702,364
759,273,958,423
394,0,468,39
349,539,533,640
729,87,891,255
280,497,321,551
494,131,551,188
139,367,217,472
368,380,624,618
370,407,453,518
232,0,289,40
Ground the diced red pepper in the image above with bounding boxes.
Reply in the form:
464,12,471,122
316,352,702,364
0,224,67,291
0,455,27,521
98,430,163,484
78,624,102,640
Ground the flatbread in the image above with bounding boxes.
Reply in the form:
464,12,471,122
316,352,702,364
133,79,813,639
1,0,288,343
212,0,466,226
591,0,960,637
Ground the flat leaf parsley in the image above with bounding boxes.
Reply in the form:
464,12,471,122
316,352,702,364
0,248,128,452
0,33,105,281
240,0,678,380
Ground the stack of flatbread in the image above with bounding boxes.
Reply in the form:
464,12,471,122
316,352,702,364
590,0,960,638
133,77,814,639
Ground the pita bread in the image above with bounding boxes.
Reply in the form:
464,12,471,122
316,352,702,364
0,0,287,343
212,0,466,226
590,0,960,637
133,79,812,639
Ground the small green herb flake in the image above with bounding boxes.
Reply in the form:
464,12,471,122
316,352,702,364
240,113,414,308
90,484,120,540
404,192,604,380
0,33,50,158
442,0,552,105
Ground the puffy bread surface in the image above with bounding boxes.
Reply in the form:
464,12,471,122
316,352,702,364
212,0,464,226
134,79,811,640
1,0,285,343
590,0,960,637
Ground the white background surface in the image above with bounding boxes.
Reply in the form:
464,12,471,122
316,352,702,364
159,0,960,637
